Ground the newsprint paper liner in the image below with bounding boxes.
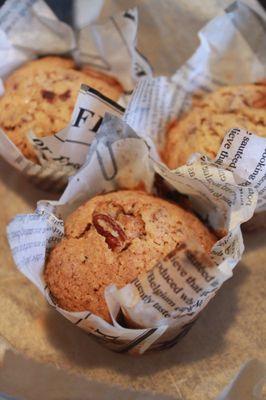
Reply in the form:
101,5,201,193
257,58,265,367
11,0,265,193
0,1,265,194
7,111,266,354
0,0,151,190
124,1,266,215
125,1,266,150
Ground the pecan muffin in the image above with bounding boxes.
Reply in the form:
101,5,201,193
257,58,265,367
164,82,266,169
44,190,216,322
0,56,123,162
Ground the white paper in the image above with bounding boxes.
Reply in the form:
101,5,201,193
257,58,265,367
30,84,125,176
215,128,266,212
124,76,185,150
7,113,263,354
0,0,152,189
75,7,152,92
172,1,266,107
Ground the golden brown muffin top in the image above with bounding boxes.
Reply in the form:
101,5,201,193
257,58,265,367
0,56,123,162
44,190,216,322
164,82,266,169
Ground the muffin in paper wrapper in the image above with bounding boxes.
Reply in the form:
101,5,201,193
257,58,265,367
7,108,266,354
1,0,265,195
123,1,266,227
0,0,152,191
32,0,265,171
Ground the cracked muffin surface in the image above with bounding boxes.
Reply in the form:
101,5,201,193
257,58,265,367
164,82,266,169
0,56,123,162
44,190,216,322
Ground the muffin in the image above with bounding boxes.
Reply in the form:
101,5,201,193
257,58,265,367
0,56,123,162
44,190,216,322
164,82,266,169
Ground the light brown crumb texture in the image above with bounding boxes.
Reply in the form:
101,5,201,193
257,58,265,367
44,190,216,322
0,56,123,162
164,82,266,169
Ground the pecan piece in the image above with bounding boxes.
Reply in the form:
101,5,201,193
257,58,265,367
253,95,266,108
41,90,56,103
92,213,127,251
59,89,71,101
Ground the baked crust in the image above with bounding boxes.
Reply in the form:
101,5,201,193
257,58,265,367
44,190,216,322
164,82,266,169
0,56,123,162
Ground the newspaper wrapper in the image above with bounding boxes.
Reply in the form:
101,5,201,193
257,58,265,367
124,1,266,218
0,0,152,191
7,111,265,354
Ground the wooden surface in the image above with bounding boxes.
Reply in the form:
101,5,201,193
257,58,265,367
0,157,265,399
